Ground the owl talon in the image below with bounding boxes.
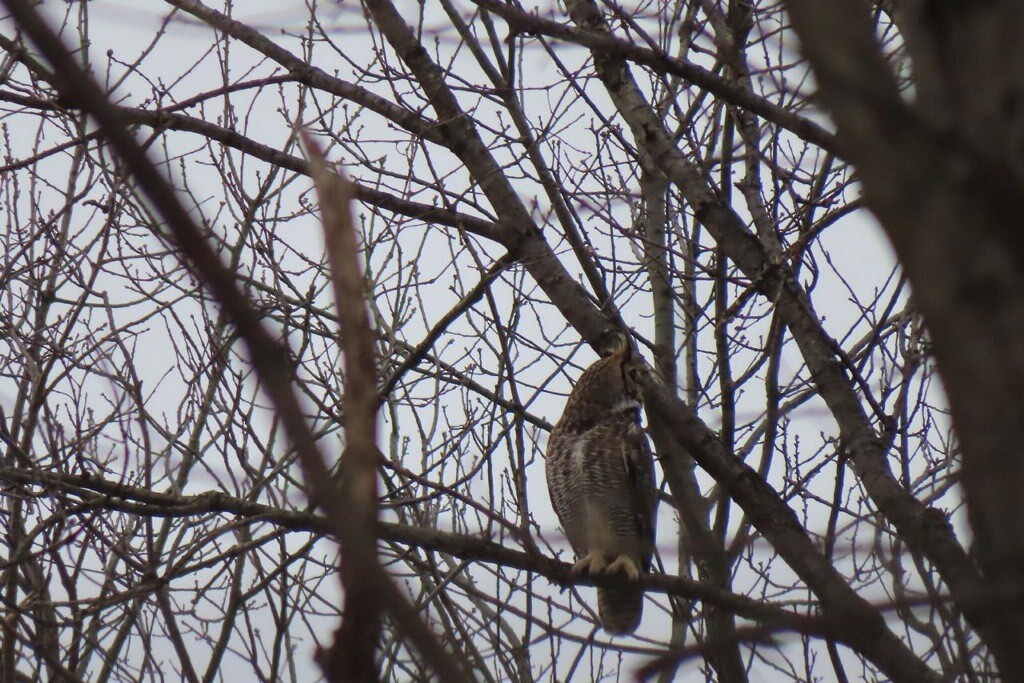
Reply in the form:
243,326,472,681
572,552,608,576
605,555,640,580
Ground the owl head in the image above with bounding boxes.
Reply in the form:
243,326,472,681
559,336,642,422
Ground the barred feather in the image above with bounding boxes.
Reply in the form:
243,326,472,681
546,347,658,635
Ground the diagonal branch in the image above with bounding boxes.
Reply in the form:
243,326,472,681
0,89,505,241
469,0,841,156
163,0,446,146
303,133,383,682
782,0,1024,675
0,2,472,680
556,0,957,679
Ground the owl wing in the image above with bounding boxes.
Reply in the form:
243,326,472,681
545,416,656,561
585,415,656,634
580,415,656,562
545,427,588,556
620,416,657,570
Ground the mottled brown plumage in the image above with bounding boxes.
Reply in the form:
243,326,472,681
546,340,657,635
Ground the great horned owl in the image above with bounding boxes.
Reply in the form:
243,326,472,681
545,339,657,635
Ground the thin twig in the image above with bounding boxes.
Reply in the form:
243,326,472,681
0,2,471,680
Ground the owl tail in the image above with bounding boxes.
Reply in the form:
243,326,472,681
597,585,643,635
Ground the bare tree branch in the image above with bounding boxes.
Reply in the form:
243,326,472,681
0,2,470,680
782,0,1024,675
